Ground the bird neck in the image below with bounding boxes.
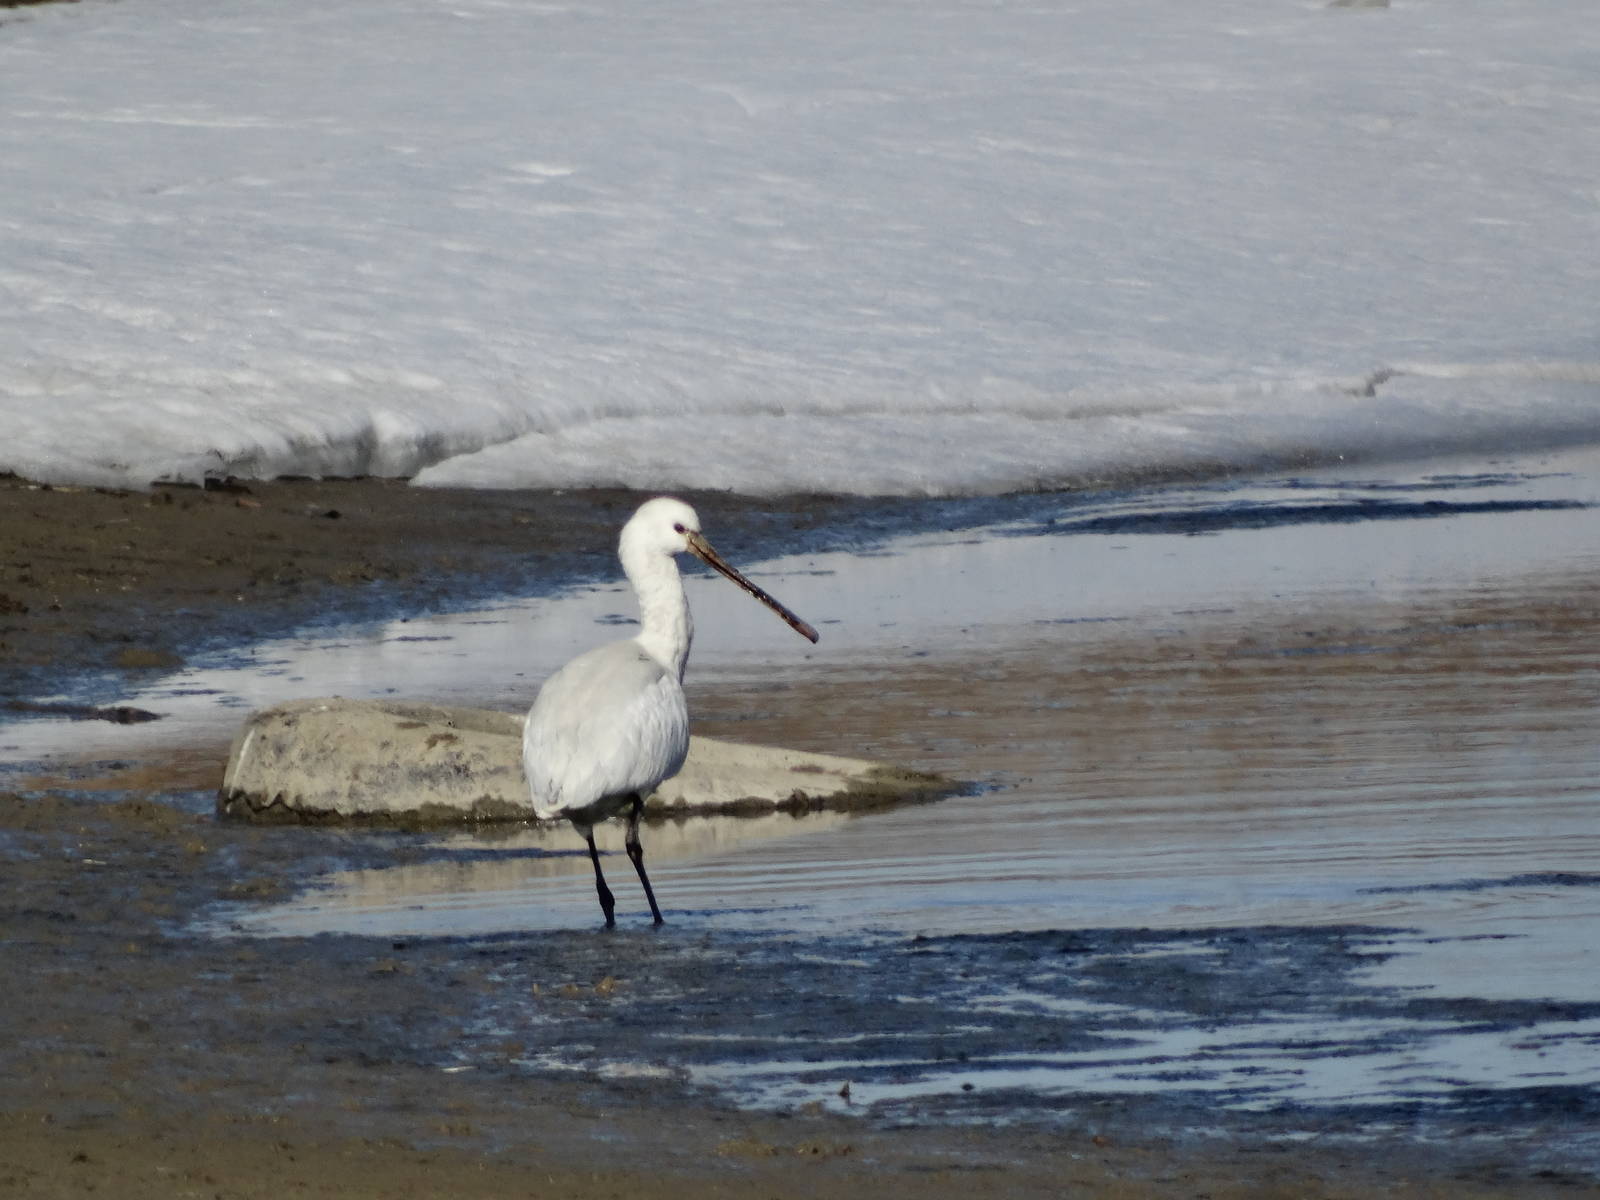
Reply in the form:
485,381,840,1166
624,548,693,681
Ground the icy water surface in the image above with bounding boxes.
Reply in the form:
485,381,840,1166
9,448,1599,1149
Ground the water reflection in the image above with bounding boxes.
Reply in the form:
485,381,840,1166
219,807,856,938
229,558,1600,989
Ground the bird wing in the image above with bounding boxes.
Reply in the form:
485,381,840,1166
522,640,690,820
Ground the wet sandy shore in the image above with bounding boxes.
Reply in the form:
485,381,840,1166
0,473,880,702
2,472,1597,1197
19,790,1587,1200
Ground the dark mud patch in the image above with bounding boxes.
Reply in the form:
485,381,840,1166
3,699,163,723
1365,871,1600,896
1018,495,1590,539
447,924,1600,1153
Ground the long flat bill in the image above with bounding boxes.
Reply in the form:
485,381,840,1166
687,533,820,643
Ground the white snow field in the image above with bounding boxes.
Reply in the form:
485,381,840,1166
1,0,1597,495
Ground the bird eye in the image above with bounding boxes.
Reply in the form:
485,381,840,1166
672,523,686,534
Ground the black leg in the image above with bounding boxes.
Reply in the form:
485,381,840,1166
577,821,616,929
625,795,665,926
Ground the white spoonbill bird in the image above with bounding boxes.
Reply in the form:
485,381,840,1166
522,497,819,928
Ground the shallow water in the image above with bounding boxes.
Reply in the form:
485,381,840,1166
10,447,1600,1141
212,448,1599,938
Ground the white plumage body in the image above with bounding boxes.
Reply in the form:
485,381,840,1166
518,495,817,927
522,639,689,827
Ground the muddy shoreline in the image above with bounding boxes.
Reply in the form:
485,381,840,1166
0,474,886,705
5,791,1591,1200
0,469,1282,705
2,475,1597,1197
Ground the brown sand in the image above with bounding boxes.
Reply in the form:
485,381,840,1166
0,475,1591,1198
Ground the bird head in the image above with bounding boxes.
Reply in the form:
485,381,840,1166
621,496,703,560
619,497,819,644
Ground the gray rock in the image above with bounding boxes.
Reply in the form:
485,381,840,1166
218,697,954,826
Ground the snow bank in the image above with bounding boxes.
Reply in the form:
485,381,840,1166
2,0,1597,494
